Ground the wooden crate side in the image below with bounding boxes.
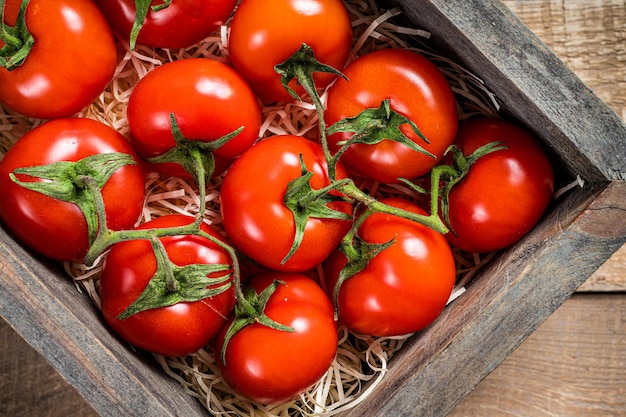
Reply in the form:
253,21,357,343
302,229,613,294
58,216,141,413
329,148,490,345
341,180,626,417
396,0,626,183
0,229,205,417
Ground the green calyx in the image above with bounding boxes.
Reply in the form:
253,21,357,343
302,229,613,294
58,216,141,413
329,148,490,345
117,235,232,320
274,43,347,181
274,43,347,102
438,141,508,232
332,216,395,319
327,98,435,161
282,155,353,265
0,0,35,70
10,152,137,247
129,0,172,50
219,279,295,366
147,113,244,188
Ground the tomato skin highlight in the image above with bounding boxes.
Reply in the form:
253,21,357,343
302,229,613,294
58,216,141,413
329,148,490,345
323,198,456,337
445,118,554,253
325,48,458,183
215,271,338,405
100,214,236,357
127,58,262,179
94,0,238,49
0,0,118,118
219,135,353,272
228,0,353,103
0,118,146,262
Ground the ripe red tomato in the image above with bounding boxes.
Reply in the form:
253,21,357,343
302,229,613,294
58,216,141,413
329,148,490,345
215,271,338,404
100,214,236,357
94,0,237,49
0,118,145,261
219,135,353,272
323,197,456,337
0,0,117,118
324,48,458,184
228,0,353,103
445,118,554,253
127,58,262,179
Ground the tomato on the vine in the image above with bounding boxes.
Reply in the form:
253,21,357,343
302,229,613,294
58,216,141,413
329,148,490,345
323,197,456,337
228,0,353,103
0,0,117,118
0,118,145,261
127,58,262,179
215,271,338,404
94,0,237,49
325,48,458,184
100,214,236,357
444,118,554,253
219,135,353,272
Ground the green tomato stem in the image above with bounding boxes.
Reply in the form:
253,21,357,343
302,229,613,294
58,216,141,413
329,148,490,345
219,279,295,366
150,236,178,293
274,43,347,182
331,206,395,319
336,179,449,234
129,0,173,50
78,138,245,314
116,231,233,320
0,0,34,70
292,62,334,177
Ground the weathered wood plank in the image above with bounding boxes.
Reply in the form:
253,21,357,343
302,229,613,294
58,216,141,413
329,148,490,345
0,317,99,417
579,246,626,292
498,0,626,293
501,0,626,122
448,293,626,417
396,0,626,183
341,180,626,416
0,225,206,417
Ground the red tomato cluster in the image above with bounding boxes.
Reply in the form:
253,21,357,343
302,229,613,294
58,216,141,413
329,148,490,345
0,0,555,408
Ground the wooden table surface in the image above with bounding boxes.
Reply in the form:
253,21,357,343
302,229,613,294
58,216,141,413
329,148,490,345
1,1,625,417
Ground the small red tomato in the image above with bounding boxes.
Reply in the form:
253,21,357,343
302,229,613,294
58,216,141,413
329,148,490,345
100,214,236,357
219,135,353,272
127,58,261,179
228,0,353,103
215,271,338,404
0,118,145,261
323,198,456,337
94,0,238,49
0,0,117,118
325,48,458,183
445,118,554,253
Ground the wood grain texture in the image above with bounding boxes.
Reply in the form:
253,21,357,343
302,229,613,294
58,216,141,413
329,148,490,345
396,0,626,183
501,0,626,121
498,0,626,293
580,247,626,291
449,293,626,417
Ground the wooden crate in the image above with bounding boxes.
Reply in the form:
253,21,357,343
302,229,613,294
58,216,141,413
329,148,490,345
0,0,624,416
